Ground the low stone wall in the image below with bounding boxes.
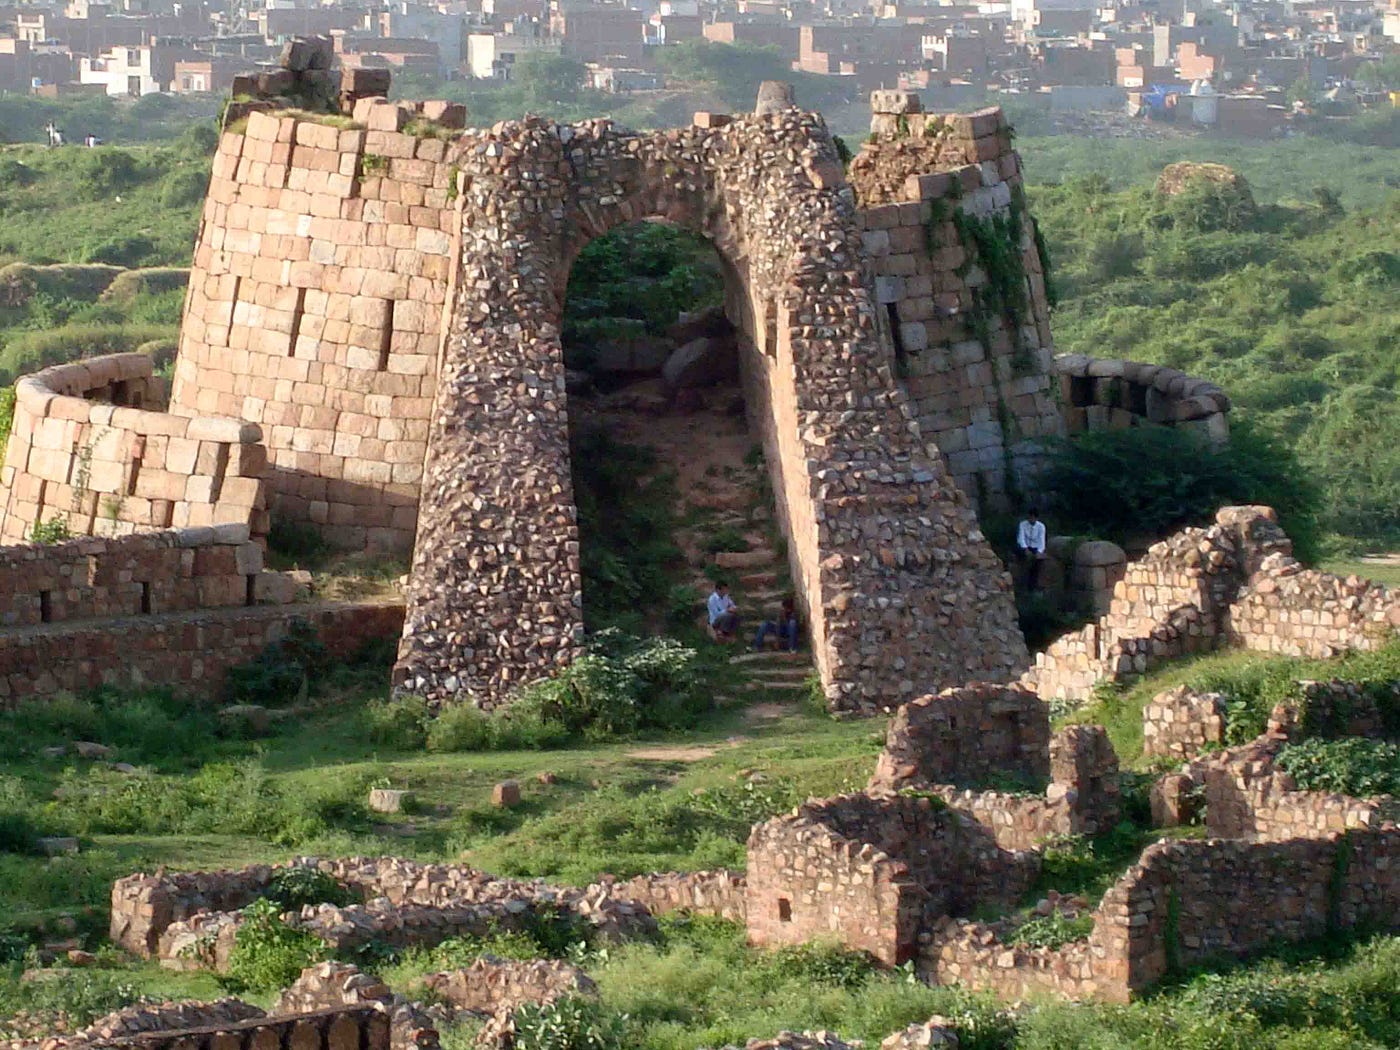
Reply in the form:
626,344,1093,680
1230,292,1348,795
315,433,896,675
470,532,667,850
1024,505,1398,703
423,958,596,1014
1116,832,1400,989
924,725,1120,851
1054,354,1230,445
0,525,271,628
605,870,746,922
35,1008,389,1050
1228,557,1400,659
869,683,1050,793
0,599,402,707
923,917,1104,1001
0,354,268,544
921,828,1400,1002
745,793,1038,965
273,962,440,1050
1186,733,1398,842
1297,678,1395,739
1142,685,1227,760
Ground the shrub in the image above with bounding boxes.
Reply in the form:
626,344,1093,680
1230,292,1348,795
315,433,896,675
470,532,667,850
264,867,356,911
1041,420,1319,559
1276,739,1400,798
762,941,877,989
224,898,327,992
511,996,628,1050
28,517,72,544
364,695,430,749
426,703,497,752
267,516,329,564
1008,912,1094,949
224,620,329,707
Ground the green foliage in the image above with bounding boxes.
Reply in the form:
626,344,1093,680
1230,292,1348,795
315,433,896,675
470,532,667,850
27,516,72,544
1008,912,1094,950
654,41,853,112
362,694,429,749
1275,739,1400,799
563,222,724,364
266,516,330,565
159,168,208,208
510,632,708,742
512,996,628,1050
1030,168,1399,549
953,207,1031,366
223,898,327,993
762,942,877,989
264,867,356,911
224,620,330,707
570,427,685,632
1040,420,1319,560
0,322,176,386
0,967,140,1030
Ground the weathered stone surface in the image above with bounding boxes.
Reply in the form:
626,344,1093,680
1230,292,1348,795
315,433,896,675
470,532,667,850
661,336,737,390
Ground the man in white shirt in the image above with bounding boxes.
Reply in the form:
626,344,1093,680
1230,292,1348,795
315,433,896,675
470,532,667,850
707,581,740,641
1016,510,1047,592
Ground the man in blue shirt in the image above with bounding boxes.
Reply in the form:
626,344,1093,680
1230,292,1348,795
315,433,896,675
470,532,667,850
707,581,740,641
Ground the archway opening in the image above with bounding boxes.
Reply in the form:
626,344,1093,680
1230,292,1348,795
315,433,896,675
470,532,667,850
560,220,800,676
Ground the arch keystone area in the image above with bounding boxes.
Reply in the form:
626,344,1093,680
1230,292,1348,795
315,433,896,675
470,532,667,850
393,109,1028,712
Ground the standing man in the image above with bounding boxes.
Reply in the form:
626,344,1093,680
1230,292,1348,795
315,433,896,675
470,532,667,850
707,580,740,642
1016,509,1047,592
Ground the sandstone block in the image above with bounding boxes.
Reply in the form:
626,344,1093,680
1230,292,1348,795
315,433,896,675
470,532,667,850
492,780,521,807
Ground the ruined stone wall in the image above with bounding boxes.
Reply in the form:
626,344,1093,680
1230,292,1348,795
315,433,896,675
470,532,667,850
1142,686,1227,760
1025,505,1396,703
869,683,1049,793
1229,559,1399,659
745,795,928,965
395,108,1028,712
1055,354,1230,445
745,793,1038,964
605,870,747,922
0,599,401,708
0,525,264,627
1113,833,1400,990
923,829,1400,1002
0,354,267,544
1185,733,1399,842
849,96,1062,509
169,110,456,553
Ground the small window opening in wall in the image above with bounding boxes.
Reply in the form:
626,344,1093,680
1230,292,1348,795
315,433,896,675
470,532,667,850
140,581,152,615
39,590,52,623
377,311,394,372
778,898,792,922
245,574,257,607
886,303,907,372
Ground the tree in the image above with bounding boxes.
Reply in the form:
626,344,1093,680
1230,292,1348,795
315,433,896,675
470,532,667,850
513,53,586,109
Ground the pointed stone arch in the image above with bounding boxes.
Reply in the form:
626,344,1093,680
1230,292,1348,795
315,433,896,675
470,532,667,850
393,110,1027,713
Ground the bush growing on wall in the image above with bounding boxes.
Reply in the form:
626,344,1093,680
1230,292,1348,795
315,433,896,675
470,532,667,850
224,898,327,993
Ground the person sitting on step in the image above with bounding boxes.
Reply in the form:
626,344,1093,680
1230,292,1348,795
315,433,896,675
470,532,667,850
707,580,740,642
752,595,799,653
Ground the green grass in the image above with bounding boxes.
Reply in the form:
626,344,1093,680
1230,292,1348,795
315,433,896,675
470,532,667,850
1321,558,1400,590
1061,639,1400,768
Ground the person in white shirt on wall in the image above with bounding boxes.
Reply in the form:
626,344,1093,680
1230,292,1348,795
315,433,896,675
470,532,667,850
1016,509,1047,592
707,580,740,642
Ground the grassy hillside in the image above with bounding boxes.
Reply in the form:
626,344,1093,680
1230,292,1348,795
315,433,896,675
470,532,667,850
1029,168,1398,550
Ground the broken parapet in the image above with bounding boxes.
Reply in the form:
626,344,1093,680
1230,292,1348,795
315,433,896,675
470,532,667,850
222,37,464,132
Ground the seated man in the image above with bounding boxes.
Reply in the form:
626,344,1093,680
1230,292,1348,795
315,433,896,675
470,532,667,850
707,581,740,641
753,595,799,653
